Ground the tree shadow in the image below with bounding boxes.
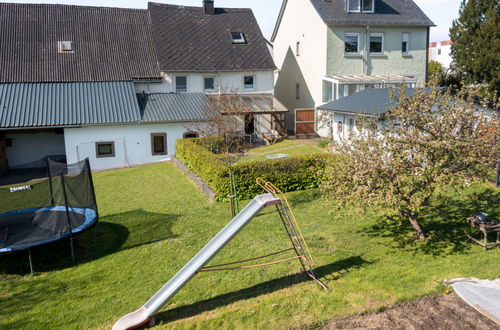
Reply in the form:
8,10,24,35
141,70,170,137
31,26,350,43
364,188,499,256
0,209,179,275
153,256,371,326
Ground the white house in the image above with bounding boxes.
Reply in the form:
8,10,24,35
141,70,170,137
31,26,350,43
0,1,284,173
428,40,453,69
271,0,434,135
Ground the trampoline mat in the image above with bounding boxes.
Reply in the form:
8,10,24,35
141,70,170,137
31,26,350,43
0,207,93,251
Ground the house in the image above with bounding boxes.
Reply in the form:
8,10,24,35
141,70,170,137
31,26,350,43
318,87,497,142
0,1,283,172
428,40,453,69
271,0,435,135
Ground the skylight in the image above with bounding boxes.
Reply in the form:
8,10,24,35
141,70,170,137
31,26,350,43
231,32,247,44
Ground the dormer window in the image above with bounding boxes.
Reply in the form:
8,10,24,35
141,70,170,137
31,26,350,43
346,0,374,13
231,32,247,44
57,41,74,53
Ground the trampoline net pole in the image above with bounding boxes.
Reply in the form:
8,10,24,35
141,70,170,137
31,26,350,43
46,158,55,206
28,249,34,276
60,172,76,264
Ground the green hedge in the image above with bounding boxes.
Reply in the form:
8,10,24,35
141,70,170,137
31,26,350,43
176,138,330,201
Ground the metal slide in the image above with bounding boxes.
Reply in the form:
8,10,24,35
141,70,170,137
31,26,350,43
112,193,281,330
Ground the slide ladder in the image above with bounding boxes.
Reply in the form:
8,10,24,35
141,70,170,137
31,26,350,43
113,190,326,330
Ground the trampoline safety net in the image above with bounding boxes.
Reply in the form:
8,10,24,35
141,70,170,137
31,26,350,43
0,158,98,253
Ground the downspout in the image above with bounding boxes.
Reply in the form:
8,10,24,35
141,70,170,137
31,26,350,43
425,27,430,86
364,25,370,76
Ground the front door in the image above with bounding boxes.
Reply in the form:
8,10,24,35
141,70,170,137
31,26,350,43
295,109,315,135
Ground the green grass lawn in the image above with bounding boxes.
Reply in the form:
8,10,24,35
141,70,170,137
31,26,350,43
238,139,325,163
0,162,498,329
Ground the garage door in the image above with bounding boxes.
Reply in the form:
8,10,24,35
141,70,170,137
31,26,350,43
295,109,315,134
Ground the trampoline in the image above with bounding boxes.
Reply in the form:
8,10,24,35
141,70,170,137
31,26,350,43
0,158,98,273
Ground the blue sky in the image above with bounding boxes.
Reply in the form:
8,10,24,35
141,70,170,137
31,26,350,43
3,0,461,42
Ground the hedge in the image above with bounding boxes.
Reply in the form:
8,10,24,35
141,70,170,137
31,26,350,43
176,138,330,201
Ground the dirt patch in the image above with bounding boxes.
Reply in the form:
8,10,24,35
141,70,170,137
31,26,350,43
324,293,498,329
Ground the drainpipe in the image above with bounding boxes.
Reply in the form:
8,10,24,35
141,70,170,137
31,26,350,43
364,25,370,76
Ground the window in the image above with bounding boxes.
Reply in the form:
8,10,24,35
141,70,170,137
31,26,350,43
401,33,410,54
344,33,360,55
96,142,115,158
369,33,384,55
438,48,442,55
183,131,199,139
151,133,167,155
347,0,374,13
5,138,12,147
296,41,300,56
347,0,361,12
295,83,300,99
231,32,246,44
176,76,187,93
362,0,374,13
57,41,74,53
204,77,215,91
244,75,255,90
337,121,344,134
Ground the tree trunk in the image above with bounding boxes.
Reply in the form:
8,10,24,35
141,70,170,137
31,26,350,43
408,215,427,240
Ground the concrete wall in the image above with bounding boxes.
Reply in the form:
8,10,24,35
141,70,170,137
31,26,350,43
64,123,196,171
134,71,275,95
4,131,66,168
327,26,428,85
273,0,328,130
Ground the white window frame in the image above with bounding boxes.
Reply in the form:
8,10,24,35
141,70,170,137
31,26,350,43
344,33,361,55
347,0,361,13
369,33,384,56
230,32,246,44
401,33,410,55
204,76,215,92
362,0,375,13
243,75,255,90
175,76,187,93
347,0,374,13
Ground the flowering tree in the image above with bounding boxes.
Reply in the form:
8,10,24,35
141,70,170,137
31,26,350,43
321,88,499,240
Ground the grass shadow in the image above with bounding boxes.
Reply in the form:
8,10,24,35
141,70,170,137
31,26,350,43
154,256,371,326
364,188,499,256
0,209,179,275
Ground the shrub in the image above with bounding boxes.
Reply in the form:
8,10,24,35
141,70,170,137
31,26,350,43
176,138,330,201
317,138,330,149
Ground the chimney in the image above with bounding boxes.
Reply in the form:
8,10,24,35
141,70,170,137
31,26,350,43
203,0,214,15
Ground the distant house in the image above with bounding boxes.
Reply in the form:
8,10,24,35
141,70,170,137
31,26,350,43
0,1,283,172
428,40,453,69
271,0,434,135
318,87,496,141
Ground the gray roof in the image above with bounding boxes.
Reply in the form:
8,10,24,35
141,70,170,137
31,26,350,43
0,82,141,128
148,2,276,72
140,93,209,123
0,83,214,128
318,88,420,115
310,0,434,27
0,3,161,83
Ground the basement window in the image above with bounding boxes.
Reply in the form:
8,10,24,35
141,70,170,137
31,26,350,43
151,133,167,155
95,142,115,158
231,32,247,44
57,41,74,53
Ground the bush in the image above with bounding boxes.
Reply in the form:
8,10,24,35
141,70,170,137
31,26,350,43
317,138,330,149
176,138,330,201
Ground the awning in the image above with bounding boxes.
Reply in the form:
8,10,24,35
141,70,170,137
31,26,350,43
210,93,288,114
322,74,417,85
